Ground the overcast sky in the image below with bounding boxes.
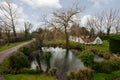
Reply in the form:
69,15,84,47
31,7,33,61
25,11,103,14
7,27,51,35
1,0,120,30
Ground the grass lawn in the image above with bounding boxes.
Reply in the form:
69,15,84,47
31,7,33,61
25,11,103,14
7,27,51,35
43,39,84,50
4,71,120,80
0,40,31,52
43,39,79,45
92,71,120,80
0,59,9,72
0,56,55,80
4,74,55,80
86,40,109,52
43,40,66,45
44,40,109,52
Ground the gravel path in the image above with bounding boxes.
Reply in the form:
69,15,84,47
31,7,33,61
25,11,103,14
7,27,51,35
115,78,120,80
0,75,5,80
0,40,33,64
0,40,33,80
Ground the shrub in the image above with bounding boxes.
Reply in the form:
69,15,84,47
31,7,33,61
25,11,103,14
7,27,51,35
43,40,85,51
44,51,52,72
0,39,6,46
79,51,94,67
9,37,30,43
34,40,43,49
90,48,111,59
69,42,85,51
19,45,31,57
91,62,100,72
48,68,57,76
74,71,80,80
67,68,94,80
93,58,120,73
30,50,44,72
9,52,30,73
76,68,94,80
109,35,120,53
19,41,43,61
0,59,11,74
27,42,36,51
67,71,75,79
99,35,109,40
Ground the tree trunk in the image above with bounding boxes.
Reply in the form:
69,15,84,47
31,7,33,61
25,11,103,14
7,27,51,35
6,31,10,46
36,54,42,72
25,30,29,39
38,62,42,71
11,11,17,39
65,26,69,55
0,28,2,39
12,24,17,39
115,27,119,34
66,34,69,54
46,65,50,73
0,32,1,39
37,59,42,72
107,27,110,36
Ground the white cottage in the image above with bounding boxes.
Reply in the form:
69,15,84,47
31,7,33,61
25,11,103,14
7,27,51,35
92,37,102,45
78,37,85,44
69,36,103,45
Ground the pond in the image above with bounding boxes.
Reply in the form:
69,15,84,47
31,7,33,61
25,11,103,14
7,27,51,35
31,47,104,80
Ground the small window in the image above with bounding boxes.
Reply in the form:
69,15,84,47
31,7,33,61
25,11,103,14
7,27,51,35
96,39,100,44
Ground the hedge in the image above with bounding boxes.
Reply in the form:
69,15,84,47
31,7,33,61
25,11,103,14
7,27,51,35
109,35,120,53
93,58,120,73
79,51,94,67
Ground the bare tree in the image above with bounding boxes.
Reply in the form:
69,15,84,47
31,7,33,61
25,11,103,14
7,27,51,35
24,22,32,39
95,13,105,35
87,9,120,36
102,9,120,35
86,16,96,38
40,3,83,54
0,0,19,39
51,5,82,54
0,25,2,39
114,17,120,34
86,17,96,31
70,22,81,37
51,27,65,41
1,23,11,45
86,14,105,37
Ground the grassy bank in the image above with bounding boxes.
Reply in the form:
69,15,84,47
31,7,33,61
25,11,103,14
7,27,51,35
0,40,31,52
0,55,55,80
0,59,9,73
85,40,109,52
92,71,120,80
43,40,85,50
4,74,55,80
43,40,109,52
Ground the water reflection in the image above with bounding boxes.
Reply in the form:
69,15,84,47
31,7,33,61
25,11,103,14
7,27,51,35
31,47,104,80
42,47,84,69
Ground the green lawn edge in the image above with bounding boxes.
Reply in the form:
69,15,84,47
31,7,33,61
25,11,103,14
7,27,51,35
4,74,55,80
0,40,31,52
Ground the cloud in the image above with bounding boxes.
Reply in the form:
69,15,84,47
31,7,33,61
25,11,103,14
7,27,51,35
19,0,62,9
81,15,93,27
72,15,80,23
88,0,113,7
0,1,28,30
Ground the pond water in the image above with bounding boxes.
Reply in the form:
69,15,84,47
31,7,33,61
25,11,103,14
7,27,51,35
31,47,104,80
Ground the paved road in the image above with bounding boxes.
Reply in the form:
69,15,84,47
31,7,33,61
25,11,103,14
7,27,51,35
0,40,33,65
0,40,33,80
0,75,5,80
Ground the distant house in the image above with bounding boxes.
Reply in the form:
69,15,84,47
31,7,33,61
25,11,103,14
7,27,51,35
92,37,103,45
69,36,103,45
